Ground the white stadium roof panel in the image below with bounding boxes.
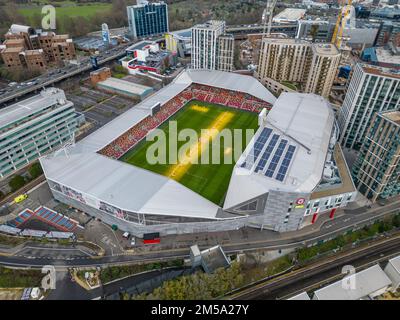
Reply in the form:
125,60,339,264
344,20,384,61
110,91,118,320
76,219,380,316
224,93,334,210
40,70,280,219
41,151,220,219
182,69,277,105
76,70,276,154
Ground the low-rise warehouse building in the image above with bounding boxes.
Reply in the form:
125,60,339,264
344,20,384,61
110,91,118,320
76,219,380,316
96,77,153,100
313,265,392,300
384,256,400,292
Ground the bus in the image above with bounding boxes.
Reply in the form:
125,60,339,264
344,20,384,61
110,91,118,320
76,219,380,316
143,232,160,244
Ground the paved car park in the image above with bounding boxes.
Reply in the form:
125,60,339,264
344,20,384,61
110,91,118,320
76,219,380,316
66,87,138,127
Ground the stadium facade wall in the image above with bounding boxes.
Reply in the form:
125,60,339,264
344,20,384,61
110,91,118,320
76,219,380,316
51,190,249,238
51,184,356,237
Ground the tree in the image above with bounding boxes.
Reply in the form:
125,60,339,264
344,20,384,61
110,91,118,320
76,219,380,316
28,162,43,179
393,214,400,228
9,175,26,192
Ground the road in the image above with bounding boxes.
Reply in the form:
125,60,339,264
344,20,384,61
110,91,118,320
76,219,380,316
0,197,399,269
228,235,400,300
0,44,131,107
0,176,45,207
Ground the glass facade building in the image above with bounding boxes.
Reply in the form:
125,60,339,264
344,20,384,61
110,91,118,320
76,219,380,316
127,1,169,38
352,110,400,202
0,88,79,179
338,63,400,150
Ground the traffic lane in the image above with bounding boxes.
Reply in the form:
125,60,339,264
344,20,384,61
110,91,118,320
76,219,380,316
46,271,100,300
13,247,93,260
0,47,129,106
0,200,399,268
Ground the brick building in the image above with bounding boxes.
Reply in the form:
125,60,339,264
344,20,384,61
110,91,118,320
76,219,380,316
0,24,76,73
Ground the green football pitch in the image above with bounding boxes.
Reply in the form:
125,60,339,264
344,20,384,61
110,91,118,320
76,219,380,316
120,100,259,206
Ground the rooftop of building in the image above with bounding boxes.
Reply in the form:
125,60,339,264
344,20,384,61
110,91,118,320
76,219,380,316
298,19,330,25
8,24,35,35
224,93,336,210
3,38,25,45
97,77,153,95
24,49,44,56
90,67,111,76
192,20,225,30
127,0,166,8
1,46,24,53
313,265,392,300
262,37,310,46
361,63,400,79
126,40,155,52
381,110,400,126
387,255,400,274
375,46,400,66
312,43,340,56
287,292,311,300
273,8,307,22
200,245,231,273
52,34,69,40
168,28,191,39
310,143,356,200
0,88,72,136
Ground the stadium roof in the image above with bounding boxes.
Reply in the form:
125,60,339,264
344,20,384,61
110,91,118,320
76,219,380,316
42,70,276,219
313,265,392,300
41,152,220,219
75,70,276,153
224,93,335,210
180,69,277,103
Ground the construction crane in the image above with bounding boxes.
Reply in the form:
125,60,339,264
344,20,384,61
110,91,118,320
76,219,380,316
331,0,353,50
262,0,277,39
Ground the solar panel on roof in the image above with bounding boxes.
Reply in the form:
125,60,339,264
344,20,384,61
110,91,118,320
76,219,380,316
265,139,288,177
276,145,296,181
241,128,272,169
255,134,279,173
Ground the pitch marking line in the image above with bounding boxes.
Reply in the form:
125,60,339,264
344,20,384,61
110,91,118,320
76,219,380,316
191,104,209,113
167,111,234,181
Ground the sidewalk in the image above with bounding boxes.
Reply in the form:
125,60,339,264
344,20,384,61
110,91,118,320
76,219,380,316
131,195,400,254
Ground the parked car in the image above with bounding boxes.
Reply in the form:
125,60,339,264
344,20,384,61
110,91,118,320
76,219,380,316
14,194,28,204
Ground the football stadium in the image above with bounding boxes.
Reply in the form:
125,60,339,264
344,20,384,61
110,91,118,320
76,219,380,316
41,70,357,237
120,100,259,206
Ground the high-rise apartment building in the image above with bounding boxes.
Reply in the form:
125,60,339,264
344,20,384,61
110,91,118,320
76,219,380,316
0,88,80,179
217,34,234,72
191,20,234,71
256,38,340,98
0,24,76,73
305,44,342,98
338,63,400,149
127,1,169,39
352,110,400,202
